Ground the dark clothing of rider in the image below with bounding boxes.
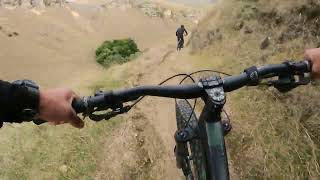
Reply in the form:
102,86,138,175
176,26,188,44
0,80,36,124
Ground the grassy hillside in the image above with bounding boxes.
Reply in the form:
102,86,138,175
189,0,320,178
0,4,180,179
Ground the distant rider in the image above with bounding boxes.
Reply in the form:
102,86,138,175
176,25,188,48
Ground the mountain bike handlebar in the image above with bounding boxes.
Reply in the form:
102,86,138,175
222,60,310,91
71,84,203,113
70,60,311,115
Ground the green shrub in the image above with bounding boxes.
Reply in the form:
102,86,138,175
95,39,140,67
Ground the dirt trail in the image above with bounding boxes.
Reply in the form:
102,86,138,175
130,48,192,178
123,44,239,179
92,43,191,179
100,36,238,178
124,44,196,179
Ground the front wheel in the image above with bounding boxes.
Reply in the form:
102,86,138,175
177,39,184,51
175,100,208,180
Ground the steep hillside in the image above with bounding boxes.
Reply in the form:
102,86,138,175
0,4,178,87
189,0,320,178
0,3,184,179
0,0,64,7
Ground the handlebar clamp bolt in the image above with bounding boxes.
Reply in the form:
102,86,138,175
244,66,259,85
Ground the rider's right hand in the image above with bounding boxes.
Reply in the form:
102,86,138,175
304,48,320,78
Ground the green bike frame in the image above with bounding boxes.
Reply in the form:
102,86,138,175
196,76,230,180
175,76,230,180
198,102,229,180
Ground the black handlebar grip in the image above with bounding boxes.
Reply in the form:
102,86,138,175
33,119,47,125
294,60,312,72
72,98,86,114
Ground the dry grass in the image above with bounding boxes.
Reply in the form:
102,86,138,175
0,118,124,180
188,0,320,178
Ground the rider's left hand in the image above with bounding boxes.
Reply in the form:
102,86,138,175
38,88,84,128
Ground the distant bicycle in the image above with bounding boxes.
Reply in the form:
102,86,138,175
177,38,184,51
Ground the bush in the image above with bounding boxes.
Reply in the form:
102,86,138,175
95,39,140,67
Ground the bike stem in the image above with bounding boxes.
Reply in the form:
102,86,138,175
174,75,231,180
199,75,230,180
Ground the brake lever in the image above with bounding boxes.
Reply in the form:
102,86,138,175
267,73,311,93
296,73,311,85
88,106,132,121
89,111,119,121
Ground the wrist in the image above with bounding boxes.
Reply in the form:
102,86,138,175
38,90,48,120
12,80,40,120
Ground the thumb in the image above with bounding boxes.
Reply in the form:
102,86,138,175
68,110,84,129
66,91,84,128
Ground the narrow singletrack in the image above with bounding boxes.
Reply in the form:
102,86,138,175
125,45,195,179
119,43,238,179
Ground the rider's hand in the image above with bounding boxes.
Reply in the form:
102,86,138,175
38,88,84,129
304,48,320,78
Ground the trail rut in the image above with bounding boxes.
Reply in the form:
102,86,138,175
126,45,194,179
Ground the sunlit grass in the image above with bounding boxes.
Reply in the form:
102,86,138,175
0,116,123,179
0,69,126,179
